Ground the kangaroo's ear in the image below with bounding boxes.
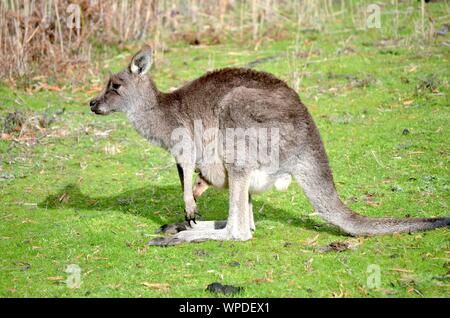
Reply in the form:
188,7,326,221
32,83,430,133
129,45,153,75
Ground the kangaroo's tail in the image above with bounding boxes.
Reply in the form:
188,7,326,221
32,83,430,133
292,124,449,236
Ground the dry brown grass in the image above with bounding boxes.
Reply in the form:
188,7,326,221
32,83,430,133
0,0,442,85
0,0,345,82
0,0,158,81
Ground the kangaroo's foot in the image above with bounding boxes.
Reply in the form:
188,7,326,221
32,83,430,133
151,166,254,246
148,225,251,246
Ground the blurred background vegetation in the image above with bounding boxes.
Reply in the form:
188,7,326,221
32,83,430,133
0,1,449,297
1,0,447,86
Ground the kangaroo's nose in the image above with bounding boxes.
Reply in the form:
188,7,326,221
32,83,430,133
89,99,98,108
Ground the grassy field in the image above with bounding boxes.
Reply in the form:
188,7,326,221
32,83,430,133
1,3,449,298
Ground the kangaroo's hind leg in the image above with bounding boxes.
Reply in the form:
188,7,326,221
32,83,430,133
148,167,253,246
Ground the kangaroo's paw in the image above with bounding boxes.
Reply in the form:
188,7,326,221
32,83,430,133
184,199,202,228
184,208,203,227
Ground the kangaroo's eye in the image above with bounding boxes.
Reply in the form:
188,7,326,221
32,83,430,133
111,83,121,90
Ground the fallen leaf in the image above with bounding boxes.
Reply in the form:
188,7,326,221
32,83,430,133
47,276,65,281
59,193,69,203
142,282,170,290
107,284,122,289
407,287,423,296
21,218,36,224
403,100,414,106
390,268,414,273
254,277,273,284
304,234,320,246
317,241,349,253
407,65,417,73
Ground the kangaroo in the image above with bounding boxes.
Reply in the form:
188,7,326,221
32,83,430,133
89,46,449,246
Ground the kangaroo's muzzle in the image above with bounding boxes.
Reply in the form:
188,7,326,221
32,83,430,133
89,99,106,115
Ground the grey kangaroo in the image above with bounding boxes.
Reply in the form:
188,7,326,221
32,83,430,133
89,46,449,246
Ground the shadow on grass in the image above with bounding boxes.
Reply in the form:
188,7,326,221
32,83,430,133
39,183,343,236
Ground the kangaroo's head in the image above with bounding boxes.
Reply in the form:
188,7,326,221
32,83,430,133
89,46,154,115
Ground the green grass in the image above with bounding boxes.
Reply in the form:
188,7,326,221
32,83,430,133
1,2,449,298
